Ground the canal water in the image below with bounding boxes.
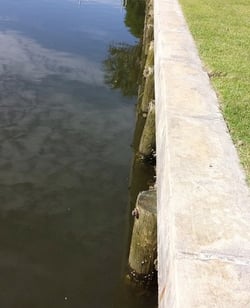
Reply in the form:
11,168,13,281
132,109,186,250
0,0,157,307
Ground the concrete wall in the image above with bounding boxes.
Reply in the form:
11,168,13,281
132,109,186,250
154,0,250,307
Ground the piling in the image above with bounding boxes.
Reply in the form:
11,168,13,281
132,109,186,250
128,189,157,285
137,0,154,110
140,41,154,113
127,0,157,288
142,0,154,62
139,100,155,157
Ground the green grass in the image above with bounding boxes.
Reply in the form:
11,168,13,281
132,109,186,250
179,0,250,183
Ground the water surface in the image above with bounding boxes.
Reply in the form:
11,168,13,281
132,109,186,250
0,0,145,306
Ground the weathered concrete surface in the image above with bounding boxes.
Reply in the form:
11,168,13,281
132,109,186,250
154,0,250,307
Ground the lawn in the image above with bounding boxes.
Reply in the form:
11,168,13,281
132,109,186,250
179,0,250,183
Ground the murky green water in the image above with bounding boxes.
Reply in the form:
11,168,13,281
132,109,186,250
0,0,156,307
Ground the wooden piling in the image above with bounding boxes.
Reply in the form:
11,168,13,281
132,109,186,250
140,72,154,114
128,189,157,285
142,0,154,61
140,41,154,114
137,0,154,110
126,0,157,288
139,100,155,157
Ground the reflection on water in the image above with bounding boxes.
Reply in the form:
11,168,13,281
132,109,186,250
0,31,103,85
103,42,141,97
124,0,146,38
103,0,146,97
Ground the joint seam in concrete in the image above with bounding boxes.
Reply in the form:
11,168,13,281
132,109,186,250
177,251,250,266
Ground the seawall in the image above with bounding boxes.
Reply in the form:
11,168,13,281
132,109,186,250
154,0,250,307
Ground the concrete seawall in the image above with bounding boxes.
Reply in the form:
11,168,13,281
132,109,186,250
154,0,250,306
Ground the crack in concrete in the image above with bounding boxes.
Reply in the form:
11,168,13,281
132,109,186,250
178,251,250,266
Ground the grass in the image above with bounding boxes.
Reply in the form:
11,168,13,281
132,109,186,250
178,0,250,183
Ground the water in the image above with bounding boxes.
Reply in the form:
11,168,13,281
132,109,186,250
0,0,158,306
